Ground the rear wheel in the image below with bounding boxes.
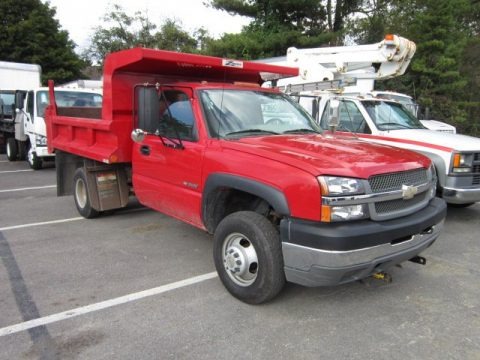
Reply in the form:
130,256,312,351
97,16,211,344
73,168,99,218
6,138,17,161
213,211,285,304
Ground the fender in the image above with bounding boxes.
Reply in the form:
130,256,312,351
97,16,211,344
416,151,448,187
202,173,290,233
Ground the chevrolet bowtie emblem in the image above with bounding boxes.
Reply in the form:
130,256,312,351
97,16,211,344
402,184,418,200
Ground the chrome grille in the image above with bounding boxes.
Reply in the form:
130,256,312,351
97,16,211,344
375,192,428,214
369,168,428,193
473,175,480,185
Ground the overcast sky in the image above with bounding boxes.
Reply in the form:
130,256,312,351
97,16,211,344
45,0,250,52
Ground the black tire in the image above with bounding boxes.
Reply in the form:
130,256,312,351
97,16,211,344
18,141,27,160
213,211,285,304
448,202,475,208
27,147,43,170
6,138,18,161
73,168,99,218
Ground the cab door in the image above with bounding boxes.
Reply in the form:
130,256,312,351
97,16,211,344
132,86,205,228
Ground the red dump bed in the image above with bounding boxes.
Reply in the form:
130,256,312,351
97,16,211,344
46,48,298,164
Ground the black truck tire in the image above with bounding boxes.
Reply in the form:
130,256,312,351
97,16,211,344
73,168,99,218
6,138,18,161
18,141,27,161
213,211,285,304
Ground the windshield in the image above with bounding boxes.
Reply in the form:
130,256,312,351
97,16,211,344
199,89,322,138
36,90,103,117
362,100,425,130
375,93,418,116
0,92,15,116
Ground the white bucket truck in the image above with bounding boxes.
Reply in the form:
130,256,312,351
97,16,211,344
266,35,480,206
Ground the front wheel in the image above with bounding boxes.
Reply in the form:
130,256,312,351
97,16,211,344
6,138,18,161
27,146,43,170
448,202,475,208
213,211,285,304
73,168,99,218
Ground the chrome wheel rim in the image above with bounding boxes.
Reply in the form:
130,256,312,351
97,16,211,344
75,178,87,209
222,232,258,287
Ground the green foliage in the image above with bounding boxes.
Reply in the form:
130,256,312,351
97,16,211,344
351,0,479,135
0,0,83,84
204,0,362,58
84,5,210,66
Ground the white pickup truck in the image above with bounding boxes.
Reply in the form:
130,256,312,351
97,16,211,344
303,93,480,207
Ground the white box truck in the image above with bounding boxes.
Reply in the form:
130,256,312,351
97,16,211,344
0,61,41,155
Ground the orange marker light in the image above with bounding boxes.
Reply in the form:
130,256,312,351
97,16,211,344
385,34,395,41
321,205,331,222
453,153,461,168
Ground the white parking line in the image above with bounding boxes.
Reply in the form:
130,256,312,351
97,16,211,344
0,271,218,337
0,169,34,174
0,217,84,231
0,185,56,193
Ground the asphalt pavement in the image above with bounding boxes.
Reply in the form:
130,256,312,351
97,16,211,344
0,154,479,359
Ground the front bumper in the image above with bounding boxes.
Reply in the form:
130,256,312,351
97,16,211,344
441,174,480,204
442,186,480,204
280,197,447,287
35,146,55,158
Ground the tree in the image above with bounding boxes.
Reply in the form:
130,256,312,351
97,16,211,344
349,0,478,134
0,0,83,84
83,4,158,65
84,5,208,65
205,0,362,58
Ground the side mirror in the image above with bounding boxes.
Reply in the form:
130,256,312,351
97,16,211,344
328,99,340,132
131,128,146,143
15,91,26,109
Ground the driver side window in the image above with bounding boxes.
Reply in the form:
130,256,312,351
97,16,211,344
159,90,197,142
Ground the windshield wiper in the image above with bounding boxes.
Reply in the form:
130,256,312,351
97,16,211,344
379,122,412,130
282,128,319,134
225,129,280,138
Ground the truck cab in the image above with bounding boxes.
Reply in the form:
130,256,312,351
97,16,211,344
12,87,102,169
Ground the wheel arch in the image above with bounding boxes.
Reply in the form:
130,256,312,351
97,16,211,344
202,173,290,234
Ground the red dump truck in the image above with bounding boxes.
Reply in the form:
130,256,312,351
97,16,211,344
46,48,446,304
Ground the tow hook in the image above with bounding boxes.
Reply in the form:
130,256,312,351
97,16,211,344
372,272,392,283
409,256,427,265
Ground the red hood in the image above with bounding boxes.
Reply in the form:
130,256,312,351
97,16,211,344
223,134,430,179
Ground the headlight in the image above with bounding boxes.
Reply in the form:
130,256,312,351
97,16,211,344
323,204,369,222
318,176,369,222
452,153,473,173
318,176,365,195
36,135,47,146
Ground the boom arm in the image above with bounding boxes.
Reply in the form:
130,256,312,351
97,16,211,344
286,35,416,82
